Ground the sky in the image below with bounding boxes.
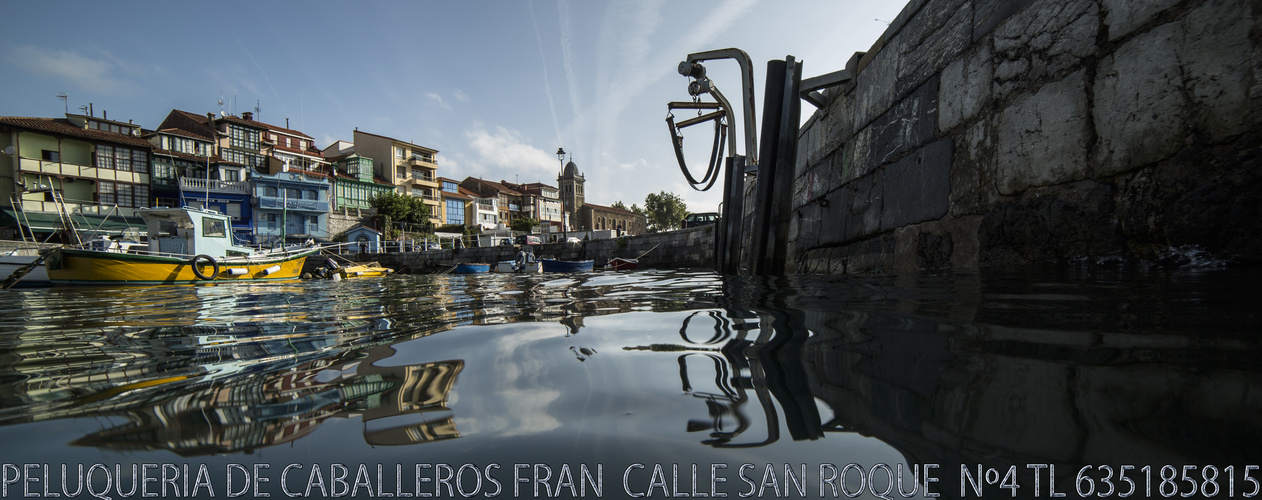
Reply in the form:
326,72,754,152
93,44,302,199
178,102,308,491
1,0,910,213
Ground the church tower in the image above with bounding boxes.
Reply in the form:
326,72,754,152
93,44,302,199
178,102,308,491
558,159,585,229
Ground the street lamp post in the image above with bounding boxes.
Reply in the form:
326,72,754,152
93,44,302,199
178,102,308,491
556,147,566,240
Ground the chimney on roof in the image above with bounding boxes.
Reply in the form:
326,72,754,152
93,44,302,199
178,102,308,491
242,111,253,121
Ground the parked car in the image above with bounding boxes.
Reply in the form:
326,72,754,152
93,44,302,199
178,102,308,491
681,212,719,228
423,242,441,251
499,238,513,246
565,237,582,244
515,234,542,245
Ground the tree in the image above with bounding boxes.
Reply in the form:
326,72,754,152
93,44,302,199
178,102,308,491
613,201,646,216
643,191,689,233
369,191,430,237
510,216,538,232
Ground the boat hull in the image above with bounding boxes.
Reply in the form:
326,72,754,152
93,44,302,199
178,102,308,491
45,247,317,285
453,263,490,274
1,254,49,285
334,263,393,279
606,258,639,271
540,259,594,273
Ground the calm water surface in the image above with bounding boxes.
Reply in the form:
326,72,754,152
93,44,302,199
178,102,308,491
0,269,1258,499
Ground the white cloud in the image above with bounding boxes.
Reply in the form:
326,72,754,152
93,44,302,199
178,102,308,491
464,126,560,181
5,45,130,95
426,91,450,110
453,89,470,103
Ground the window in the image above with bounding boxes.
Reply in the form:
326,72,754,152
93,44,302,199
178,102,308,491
395,147,405,159
132,149,148,174
41,150,59,162
446,199,464,225
95,145,114,169
442,181,458,193
114,147,131,172
286,188,301,199
305,190,317,200
265,186,278,197
203,217,227,237
229,125,260,150
223,169,240,182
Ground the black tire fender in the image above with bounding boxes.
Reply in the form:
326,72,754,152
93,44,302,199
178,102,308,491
190,254,219,280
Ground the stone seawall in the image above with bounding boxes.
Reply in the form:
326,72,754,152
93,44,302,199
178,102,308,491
788,0,1261,273
355,225,715,273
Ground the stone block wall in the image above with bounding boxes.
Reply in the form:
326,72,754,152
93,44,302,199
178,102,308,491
790,0,1261,273
365,224,716,273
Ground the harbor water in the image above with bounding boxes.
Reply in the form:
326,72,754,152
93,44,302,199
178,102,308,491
0,268,1259,499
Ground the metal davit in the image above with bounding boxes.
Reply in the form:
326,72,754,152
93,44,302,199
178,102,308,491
669,48,856,276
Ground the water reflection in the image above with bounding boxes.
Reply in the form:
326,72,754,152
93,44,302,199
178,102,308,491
0,269,1258,498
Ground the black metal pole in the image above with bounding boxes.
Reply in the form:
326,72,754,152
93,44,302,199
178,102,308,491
750,59,786,275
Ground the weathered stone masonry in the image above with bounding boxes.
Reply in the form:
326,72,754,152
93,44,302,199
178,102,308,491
790,0,1262,273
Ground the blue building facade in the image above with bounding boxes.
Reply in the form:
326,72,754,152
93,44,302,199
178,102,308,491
252,170,331,246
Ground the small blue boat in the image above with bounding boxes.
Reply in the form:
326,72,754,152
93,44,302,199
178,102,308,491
540,259,594,273
453,263,490,274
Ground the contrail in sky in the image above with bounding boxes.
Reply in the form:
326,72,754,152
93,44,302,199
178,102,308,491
527,0,563,146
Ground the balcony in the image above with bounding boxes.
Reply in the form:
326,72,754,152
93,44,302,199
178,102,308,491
257,196,329,212
18,158,147,185
180,177,250,194
407,155,436,167
410,170,435,183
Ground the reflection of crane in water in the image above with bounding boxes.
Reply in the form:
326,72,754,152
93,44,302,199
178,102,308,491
633,302,827,448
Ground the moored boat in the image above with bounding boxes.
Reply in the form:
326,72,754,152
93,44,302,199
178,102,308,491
1,244,56,287
453,263,491,274
44,206,318,285
540,259,594,273
605,257,639,271
330,262,393,280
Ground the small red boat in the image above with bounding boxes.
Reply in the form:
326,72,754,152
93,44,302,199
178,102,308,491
606,257,639,271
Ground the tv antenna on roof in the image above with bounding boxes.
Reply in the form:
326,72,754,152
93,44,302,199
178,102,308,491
57,93,68,114
218,92,225,116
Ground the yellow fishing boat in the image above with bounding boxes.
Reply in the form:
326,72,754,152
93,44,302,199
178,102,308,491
330,261,393,280
44,206,318,285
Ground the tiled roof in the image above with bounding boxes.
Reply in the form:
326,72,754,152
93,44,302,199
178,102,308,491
271,143,325,159
255,120,314,140
0,116,154,148
462,177,521,196
154,126,214,142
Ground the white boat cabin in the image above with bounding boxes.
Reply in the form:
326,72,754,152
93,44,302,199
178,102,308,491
139,207,256,258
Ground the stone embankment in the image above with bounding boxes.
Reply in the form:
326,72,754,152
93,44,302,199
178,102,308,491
343,225,715,273
787,0,1260,273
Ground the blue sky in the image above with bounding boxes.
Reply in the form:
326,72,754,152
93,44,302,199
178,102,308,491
2,0,909,212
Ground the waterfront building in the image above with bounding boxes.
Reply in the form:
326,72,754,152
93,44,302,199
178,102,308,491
557,160,585,232
575,202,647,236
351,130,441,228
256,117,326,173
459,177,524,228
502,181,562,234
0,113,153,241
323,144,395,215
469,192,499,230
144,125,217,209
156,110,259,241
437,177,472,227
251,165,332,246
